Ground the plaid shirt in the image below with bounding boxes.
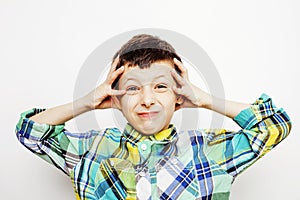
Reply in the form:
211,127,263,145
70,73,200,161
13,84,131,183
16,94,291,200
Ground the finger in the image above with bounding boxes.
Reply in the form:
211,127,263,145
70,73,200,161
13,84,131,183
172,86,184,95
108,55,120,75
174,58,188,79
107,66,124,85
171,68,185,86
109,89,126,96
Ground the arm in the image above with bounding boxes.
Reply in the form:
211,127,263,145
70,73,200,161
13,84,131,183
199,94,251,119
204,94,291,177
16,109,101,174
15,57,125,174
172,58,292,177
29,98,90,125
29,57,125,125
171,58,250,119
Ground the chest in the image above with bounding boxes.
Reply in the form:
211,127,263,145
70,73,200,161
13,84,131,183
70,133,233,199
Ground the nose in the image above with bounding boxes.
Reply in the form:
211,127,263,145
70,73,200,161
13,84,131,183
141,86,156,107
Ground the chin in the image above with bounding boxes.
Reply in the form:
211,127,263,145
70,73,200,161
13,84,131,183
129,118,170,135
138,125,165,135
138,128,157,135
140,132,155,136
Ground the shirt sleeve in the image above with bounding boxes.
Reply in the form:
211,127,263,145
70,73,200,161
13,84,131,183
204,94,292,178
15,108,102,175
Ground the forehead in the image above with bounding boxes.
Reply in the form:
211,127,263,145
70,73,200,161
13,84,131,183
119,61,174,84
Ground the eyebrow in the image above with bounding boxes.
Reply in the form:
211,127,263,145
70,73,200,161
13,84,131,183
154,74,169,80
122,78,139,85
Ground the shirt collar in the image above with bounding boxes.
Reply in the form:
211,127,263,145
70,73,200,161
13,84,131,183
122,123,178,145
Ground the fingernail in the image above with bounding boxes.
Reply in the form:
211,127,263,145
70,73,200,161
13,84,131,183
119,66,124,70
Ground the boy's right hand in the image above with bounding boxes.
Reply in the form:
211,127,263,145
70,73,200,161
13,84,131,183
83,57,126,110
28,57,126,125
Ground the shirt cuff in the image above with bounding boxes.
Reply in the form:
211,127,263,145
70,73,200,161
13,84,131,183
16,108,65,141
233,93,281,129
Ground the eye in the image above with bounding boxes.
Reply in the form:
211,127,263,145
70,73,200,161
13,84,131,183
155,84,168,92
126,86,140,94
127,86,139,91
157,84,167,89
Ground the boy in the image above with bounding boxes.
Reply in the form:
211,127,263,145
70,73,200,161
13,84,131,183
16,34,292,200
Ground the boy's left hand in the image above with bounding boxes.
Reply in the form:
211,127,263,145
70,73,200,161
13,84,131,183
171,58,211,110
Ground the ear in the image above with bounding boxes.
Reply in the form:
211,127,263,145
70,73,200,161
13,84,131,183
175,95,184,111
111,95,122,111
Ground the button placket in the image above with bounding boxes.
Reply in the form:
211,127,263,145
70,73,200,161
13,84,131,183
139,171,146,177
140,143,147,151
138,140,152,154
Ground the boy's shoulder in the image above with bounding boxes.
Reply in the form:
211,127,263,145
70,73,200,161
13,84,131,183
177,129,208,145
177,128,210,138
177,128,233,146
102,127,123,139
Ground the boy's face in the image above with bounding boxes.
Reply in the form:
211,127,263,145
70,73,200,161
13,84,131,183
117,60,181,135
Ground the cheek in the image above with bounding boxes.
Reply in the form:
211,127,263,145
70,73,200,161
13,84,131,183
159,93,177,107
120,95,139,110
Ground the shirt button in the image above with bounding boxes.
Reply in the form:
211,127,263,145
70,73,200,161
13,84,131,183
141,143,147,151
110,160,114,166
139,172,146,177
171,158,178,165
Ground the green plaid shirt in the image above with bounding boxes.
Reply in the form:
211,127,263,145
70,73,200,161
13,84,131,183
15,94,291,200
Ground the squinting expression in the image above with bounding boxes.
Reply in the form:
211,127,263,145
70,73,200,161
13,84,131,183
118,61,180,135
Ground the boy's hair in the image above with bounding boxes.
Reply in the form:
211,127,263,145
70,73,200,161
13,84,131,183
112,34,182,88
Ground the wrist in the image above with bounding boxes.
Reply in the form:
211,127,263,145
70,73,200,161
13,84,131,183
73,96,93,116
198,92,213,109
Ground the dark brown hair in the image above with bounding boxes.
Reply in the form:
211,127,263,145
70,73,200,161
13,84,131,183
112,34,182,88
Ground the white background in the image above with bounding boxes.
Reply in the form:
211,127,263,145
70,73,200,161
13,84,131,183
1,0,299,199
